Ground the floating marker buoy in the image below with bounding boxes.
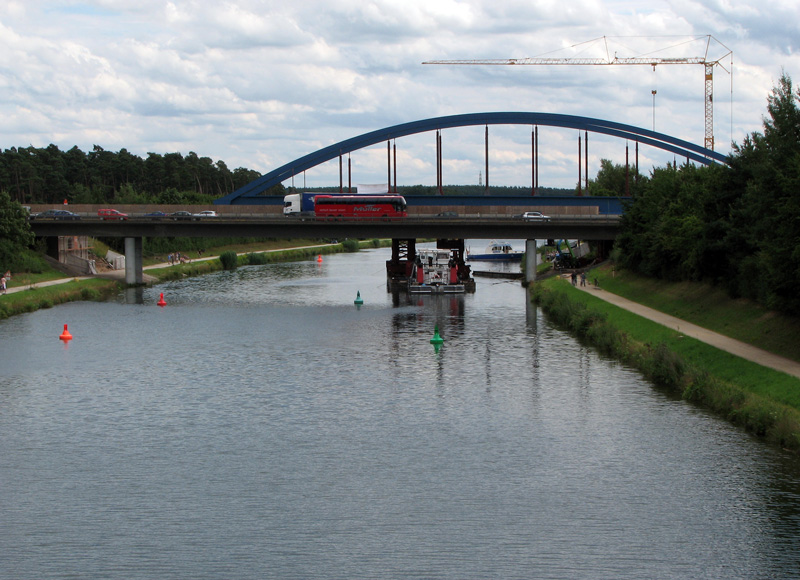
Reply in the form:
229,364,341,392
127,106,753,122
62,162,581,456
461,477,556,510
430,325,444,346
354,290,363,306
59,324,73,341
157,292,167,307
317,254,323,263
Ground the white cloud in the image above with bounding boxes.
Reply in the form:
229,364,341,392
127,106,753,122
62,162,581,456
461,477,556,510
0,0,796,187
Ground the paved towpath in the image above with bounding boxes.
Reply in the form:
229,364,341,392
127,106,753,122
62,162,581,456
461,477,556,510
572,279,800,380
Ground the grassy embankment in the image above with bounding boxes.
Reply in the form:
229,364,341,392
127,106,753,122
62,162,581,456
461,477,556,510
530,262,800,453
0,278,121,319
0,239,390,319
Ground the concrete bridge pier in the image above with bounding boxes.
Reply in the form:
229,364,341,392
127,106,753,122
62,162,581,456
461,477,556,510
124,237,144,285
525,239,539,285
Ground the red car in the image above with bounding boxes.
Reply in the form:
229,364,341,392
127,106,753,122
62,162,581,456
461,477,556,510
98,208,128,220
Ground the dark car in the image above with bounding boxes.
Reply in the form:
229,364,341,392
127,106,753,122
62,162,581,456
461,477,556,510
169,211,193,220
30,209,81,220
142,211,168,220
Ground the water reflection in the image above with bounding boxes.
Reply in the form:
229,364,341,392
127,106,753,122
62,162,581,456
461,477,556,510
2,246,800,579
122,286,145,304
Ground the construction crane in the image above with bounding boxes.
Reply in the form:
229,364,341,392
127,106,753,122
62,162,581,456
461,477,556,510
423,35,732,151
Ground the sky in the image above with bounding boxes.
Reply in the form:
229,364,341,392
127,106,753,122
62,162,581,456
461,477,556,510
1,0,799,191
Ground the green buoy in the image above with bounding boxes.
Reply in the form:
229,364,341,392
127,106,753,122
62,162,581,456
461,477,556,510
354,290,364,306
430,325,444,346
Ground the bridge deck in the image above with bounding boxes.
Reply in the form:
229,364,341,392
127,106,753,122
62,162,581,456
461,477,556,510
30,215,621,241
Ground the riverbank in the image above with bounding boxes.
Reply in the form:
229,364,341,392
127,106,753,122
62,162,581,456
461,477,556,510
0,239,389,319
531,266,800,453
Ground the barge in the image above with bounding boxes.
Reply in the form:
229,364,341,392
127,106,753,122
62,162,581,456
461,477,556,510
386,239,476,294
409,249,467,294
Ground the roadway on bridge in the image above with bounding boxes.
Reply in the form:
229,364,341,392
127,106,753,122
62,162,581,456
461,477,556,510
29,215,622,241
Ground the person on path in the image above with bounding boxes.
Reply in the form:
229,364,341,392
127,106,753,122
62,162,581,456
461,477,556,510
1,276,6,295
580,272,587,286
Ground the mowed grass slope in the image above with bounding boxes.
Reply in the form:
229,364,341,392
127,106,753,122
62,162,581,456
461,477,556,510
591,263,800,363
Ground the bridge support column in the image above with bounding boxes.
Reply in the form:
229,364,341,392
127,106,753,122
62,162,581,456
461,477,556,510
124,237,144,286
525,239,538,285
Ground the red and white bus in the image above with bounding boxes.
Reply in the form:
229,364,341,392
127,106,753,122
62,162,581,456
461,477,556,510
313,195,407,219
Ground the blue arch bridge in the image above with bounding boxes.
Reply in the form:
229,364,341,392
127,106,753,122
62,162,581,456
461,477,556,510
34,112,725,289
215,112,725,290
214,111,727,203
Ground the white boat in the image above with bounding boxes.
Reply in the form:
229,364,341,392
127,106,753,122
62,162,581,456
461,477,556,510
466,240,523,262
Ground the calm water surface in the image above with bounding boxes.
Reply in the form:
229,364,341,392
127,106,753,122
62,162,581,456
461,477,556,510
1,245,799,579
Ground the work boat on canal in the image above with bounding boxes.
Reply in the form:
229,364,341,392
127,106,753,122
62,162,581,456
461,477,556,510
466,240,523,262
409,249,468,294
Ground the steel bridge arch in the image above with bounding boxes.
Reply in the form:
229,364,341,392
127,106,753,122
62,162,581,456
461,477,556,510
215,112,728,204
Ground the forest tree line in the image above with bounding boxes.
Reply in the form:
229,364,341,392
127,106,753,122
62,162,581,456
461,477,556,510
0,145,271,205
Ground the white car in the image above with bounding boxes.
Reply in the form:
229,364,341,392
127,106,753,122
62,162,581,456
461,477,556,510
193,210,218,219
522,211,550,221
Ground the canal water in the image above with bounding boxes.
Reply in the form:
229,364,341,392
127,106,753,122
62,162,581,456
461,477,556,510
1,244,799,580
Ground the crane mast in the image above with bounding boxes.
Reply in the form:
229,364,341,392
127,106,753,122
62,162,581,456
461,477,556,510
424,35,731,151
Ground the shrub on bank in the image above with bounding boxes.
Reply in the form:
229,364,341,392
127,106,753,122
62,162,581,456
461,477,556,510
246,252,269,265
342,239,360,252
219,251,238,270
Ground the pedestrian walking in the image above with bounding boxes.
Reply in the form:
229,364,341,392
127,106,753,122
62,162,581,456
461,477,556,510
1,276,6,295
580,272,586,286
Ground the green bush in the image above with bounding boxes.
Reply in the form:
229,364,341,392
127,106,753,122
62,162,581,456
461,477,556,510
1,246,48,274
219,251,238,270
246,252,270,265
644,343,687,390
342,239,360,252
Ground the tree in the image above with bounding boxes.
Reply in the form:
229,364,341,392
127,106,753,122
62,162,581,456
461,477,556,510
728,72,800,313
0,189,35,269
587,159,647,197
616,72,800,316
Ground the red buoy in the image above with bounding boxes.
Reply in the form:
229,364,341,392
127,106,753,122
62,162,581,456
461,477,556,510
157,292,167,307
59,324,72,341
317,254,323,263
